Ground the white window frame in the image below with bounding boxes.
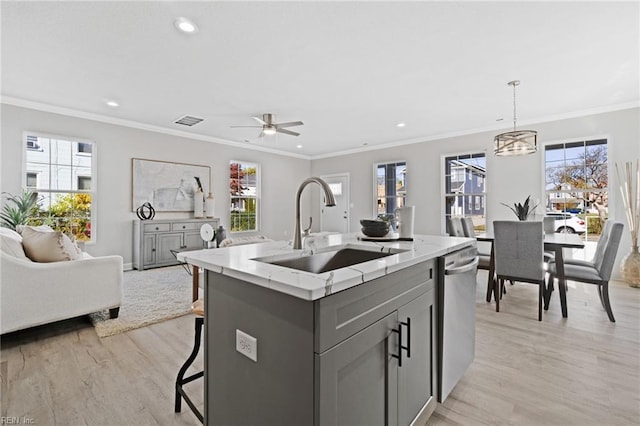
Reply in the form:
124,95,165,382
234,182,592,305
441,151,487,234
22,131,97,243
229,160,260,233
373,160,407,218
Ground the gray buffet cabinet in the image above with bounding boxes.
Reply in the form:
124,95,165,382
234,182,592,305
206,259,438,425
132,218,218,270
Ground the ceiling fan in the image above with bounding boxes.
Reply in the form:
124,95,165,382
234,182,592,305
231,113,303,138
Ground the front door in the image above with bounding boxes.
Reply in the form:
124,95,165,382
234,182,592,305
321,173,349,233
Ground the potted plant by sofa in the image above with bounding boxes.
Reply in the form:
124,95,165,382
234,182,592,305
501,195,539,221
1,190,39,231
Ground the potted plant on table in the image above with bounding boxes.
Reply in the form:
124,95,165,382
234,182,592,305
501,195,539,221
616,160,640,287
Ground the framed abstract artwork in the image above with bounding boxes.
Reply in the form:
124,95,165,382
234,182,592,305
131,158,210,212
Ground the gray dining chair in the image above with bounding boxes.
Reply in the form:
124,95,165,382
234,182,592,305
446,217,465,237
493,221,545,321
546,220,623,322
461,217,494,297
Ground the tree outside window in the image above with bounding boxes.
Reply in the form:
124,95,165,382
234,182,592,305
229,161,259,232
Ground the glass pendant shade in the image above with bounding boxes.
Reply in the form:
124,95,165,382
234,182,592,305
494,129,538,156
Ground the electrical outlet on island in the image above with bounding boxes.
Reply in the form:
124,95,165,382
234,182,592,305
236,329,257,362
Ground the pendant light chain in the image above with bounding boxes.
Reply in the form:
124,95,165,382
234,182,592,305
512,81,517,132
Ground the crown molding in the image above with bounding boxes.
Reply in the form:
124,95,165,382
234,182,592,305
0,96,312,160
2,95,637,161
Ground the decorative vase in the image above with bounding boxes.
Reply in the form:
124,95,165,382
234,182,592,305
205,192,215,218
621,246,640,288
194,189,204,218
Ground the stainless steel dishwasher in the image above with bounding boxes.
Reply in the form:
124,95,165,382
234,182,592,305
437,245,479,402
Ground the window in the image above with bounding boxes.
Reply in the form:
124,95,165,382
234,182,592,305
375,161,406,219
77,176,92,190
77,143,92,154
444,153,486,231
229,161,259,232
544,139,607,238
26,172,38,188
24,133,95,242
26,135,42,151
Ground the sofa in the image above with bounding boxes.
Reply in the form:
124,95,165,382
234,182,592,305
0,227,123,334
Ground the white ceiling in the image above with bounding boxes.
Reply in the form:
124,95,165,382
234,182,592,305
2,1,638,159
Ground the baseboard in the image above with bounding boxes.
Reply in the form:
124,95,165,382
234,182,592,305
123,263,133,271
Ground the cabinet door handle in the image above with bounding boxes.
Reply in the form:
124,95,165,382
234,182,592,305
155,227,159,230
392,319,411,367
403,318,411,359
391,325,403,367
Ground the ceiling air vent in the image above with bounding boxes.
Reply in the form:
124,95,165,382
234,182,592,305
174,115,204,127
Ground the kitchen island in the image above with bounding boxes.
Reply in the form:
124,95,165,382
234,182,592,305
178,233,475,426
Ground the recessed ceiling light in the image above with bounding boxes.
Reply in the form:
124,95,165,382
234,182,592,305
296,144,303,149
174,17,198,34
396,122,406,128
105,100,119,107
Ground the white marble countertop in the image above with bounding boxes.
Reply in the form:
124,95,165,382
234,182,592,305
178,233,475,300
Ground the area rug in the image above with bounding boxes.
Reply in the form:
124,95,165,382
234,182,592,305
89,265,193,337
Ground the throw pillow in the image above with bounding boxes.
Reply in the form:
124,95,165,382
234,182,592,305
16,224,54,234
21,226,81,262
0,228,31,261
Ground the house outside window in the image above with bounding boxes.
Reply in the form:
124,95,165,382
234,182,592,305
229,161,259,232
544,138,608,238
444,153,486,232
24,133,95,242
375,161,406,219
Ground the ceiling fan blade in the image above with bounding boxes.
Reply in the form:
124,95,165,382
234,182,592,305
276,128,300,137
275,121,304,128
258,129,265,138
230,125,262,128
252,116,267,125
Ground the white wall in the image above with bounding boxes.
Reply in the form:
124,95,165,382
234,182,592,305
3,104,638,276
311,108,640,277
1,104,312,265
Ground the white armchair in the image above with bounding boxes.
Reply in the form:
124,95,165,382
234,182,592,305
1,228,123,334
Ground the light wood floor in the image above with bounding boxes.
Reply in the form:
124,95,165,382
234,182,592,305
1,272,639,425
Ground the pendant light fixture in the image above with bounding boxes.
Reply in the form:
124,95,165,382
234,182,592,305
494,80,537,156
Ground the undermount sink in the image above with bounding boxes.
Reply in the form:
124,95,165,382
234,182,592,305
254,246,406,274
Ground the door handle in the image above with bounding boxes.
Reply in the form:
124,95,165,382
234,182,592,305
392,318,410,366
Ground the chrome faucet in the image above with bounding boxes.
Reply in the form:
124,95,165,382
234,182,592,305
293,177,336,249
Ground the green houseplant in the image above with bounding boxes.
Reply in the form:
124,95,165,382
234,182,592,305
1,190,39,230
501,195,539,221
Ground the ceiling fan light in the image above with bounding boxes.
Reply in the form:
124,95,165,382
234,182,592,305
494,130,537,156
263,127,276,135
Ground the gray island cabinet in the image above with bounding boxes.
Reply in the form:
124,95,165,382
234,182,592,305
177,234,475,426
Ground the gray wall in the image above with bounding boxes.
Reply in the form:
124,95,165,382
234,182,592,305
311,108,640,276
1,104,312,266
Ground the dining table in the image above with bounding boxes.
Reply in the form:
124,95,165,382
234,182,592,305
476,231,585,317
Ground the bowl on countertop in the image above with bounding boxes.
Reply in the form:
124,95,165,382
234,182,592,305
360,219,389,228
360,219,390,237
361,227,390,237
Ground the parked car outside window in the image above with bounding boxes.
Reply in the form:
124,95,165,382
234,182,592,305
545,212,586,234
